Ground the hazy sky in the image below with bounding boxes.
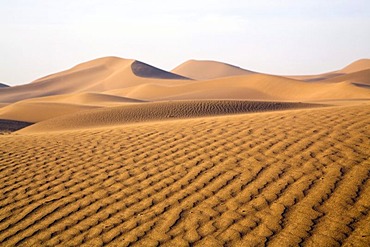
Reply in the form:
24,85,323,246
1,0,370,85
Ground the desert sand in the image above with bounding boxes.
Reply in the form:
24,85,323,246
171,60,255,80
0,57,369,246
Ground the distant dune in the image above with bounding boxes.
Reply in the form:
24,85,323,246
287,59,370,82
0,56,369,127
0,92,144,122
19,100,321,133
108,73,370,101
0,57,190,103
322,69,370,85
339,58,370,73
172,60,255,80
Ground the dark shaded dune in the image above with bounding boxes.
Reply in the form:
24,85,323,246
131,61,190,80
0,83,9,88
0,119,33,133
20,100,323,133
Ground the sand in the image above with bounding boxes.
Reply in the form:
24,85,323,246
0,57,190,103
172,60,255,80
0,104,369,246
0,93,145,122
18,100,322,133
0,56,369,246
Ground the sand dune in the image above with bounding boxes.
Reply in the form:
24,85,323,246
172,60,255,80
287,59,370,82
0,104,369,246
0,57,190,103
0,92,144,122
0,102,99,123
108,73,370,101
1,57,369,105
20,92,145,106
339,58,370,73
322,69,370,85
19,100,321,133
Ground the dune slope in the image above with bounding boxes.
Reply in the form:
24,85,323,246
172,60,255,80
339,59,370,74
287,59,370,82
108,74,370,101
0,57,190,103
19,100,321,133
0,104,369,246
0,93,145,122
322,69,370,85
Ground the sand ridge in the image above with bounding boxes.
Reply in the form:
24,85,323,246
107,73,370,101
286,59,370,82
18,100,323,133
0,105,369,246
0,57,190,103
172,60,255,80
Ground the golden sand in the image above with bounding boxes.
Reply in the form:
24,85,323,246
0,104,369,246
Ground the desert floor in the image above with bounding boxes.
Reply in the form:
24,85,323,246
0,102,369,247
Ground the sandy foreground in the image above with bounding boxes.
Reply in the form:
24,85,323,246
0,103,369,246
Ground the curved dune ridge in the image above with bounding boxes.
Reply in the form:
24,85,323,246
322,69,370,85
0,93,145,122
19,100,321,133
108,73,370,101
0,102,98,123
287,59,370,82
0,57,190,103
172,59,255,80
0,104,369,246
339,58,370,74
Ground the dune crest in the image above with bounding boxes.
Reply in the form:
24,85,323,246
172,59,255,80
18,100,322,133
108,73,370,101
339,58,370,73
0,92,145,122
0,57,190,103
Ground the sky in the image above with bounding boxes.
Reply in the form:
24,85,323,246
1,0,370,85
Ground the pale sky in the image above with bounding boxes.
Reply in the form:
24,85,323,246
1,0,370,85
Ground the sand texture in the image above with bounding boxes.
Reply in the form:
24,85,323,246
0,104,369,246
19,100,321,133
